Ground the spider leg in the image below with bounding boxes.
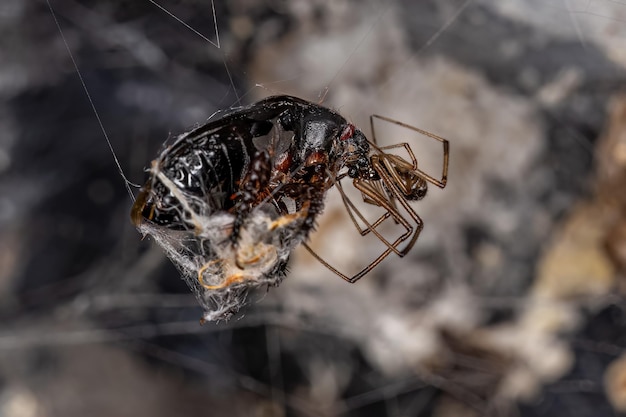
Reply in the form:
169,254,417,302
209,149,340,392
352,176,422,257
349,180,412,256
305,171,424,284
370,156,425,257
370,114,449,188
336,157,424,256
335,177,391,236
303,241,394,284
332,171,405,251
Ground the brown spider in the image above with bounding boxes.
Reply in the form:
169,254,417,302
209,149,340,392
304,114,449,282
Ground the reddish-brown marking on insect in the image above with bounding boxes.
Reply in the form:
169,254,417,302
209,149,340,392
274,152,292,173
305,151,328,166
340,124,355,141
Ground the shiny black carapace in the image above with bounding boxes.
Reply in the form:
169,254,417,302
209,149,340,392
131,95,449,321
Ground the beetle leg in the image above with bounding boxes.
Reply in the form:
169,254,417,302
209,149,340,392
231,150,272,246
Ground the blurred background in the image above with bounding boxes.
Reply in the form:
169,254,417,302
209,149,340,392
2,0,626,416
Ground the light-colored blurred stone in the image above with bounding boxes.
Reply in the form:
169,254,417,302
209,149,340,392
605,353,626,412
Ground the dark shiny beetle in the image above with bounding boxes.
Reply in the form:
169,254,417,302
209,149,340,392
131,95,449,321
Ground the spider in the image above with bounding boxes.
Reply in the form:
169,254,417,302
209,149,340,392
304,113,449,282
